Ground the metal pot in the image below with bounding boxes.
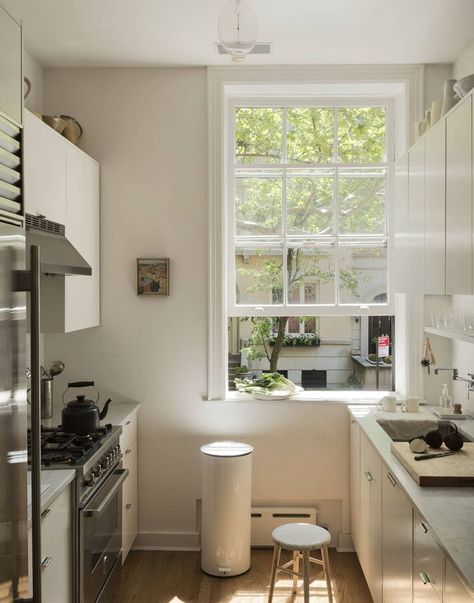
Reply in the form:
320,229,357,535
61,381,112,435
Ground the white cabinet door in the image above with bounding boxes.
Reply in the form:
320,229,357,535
350,418,361,554
424,122,446,294
23,110,66,224
64,146,100,332
445,557,474,602
446,96,472,294
382,467,413,603
120,411,138,563
407,141,425,294
0,6,22,125
359,431,382,603
28,485,72,603
413,511,444,603
394,153,409,293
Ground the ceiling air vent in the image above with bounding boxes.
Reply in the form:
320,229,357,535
215,43,272,56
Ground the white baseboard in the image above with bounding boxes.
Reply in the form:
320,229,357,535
133,530,200,551
336,533,355,552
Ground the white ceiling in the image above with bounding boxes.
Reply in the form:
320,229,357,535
3,0,474,67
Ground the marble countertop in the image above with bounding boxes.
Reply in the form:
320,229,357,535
40,400,141,430
349,405,474,591
27,469,75,527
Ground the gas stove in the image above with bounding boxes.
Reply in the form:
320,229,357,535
28,424,122,505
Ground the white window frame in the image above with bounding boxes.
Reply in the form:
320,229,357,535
227,97,395,317
207,65,424,400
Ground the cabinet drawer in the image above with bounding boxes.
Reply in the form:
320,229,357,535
120,411,137,452
414,512,444,602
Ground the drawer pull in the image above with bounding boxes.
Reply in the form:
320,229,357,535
41,557,52,568
364,471,374,482
126,503,132,510
420,522,429,534
386,472,397,487
125,448,132,455
41,508,52,519
420,572,431,585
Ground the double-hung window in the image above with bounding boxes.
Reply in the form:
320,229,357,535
228,101,393,317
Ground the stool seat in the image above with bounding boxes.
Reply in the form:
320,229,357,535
272,522,331,551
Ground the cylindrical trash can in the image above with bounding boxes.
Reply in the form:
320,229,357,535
200,441,253,577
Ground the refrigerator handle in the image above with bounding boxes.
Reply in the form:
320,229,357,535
14,244,42,603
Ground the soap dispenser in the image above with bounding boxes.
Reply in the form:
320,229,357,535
439,383,453,409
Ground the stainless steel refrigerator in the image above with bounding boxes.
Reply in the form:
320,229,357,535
0,212,42,602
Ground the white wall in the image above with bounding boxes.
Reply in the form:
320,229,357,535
454,40,474,80
23,51,43,114
41,67,351,548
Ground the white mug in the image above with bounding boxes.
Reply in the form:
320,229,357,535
402,397,420,413
377,395,397,412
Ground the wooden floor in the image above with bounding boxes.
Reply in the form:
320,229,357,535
115,549,372,603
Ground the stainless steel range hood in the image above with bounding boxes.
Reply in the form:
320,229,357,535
26,215,91,276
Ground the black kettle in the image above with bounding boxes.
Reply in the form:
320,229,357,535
61,381,112,435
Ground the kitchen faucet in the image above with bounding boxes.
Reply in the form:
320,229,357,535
434,367,474,392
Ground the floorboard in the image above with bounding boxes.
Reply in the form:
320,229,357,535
114,549,372,603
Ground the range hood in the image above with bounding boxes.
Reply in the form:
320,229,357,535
26,215,91,276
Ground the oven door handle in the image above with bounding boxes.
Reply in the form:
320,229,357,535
84,469,129,517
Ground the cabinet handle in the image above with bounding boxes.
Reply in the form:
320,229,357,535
365,471,373,482
41,508,52,519
125,448,132,455
419,522,429,534
126,420,131,426
420,572,431,585
41,557,52,568
386,472,397,487
126,503,132,510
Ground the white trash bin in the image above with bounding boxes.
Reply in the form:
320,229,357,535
200,441,254,577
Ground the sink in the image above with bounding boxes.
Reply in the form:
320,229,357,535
376,418,472,443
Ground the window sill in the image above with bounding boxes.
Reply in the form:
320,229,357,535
206,390,389,404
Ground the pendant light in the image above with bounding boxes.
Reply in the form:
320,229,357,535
218,0,258,63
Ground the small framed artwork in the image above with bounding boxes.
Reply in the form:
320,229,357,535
137,258,169,296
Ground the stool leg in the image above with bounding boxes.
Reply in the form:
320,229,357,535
321,545,333,603
267,545,281,603
303,550,310,603
292,551,299,594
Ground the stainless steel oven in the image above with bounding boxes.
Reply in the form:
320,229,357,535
80,465,128,603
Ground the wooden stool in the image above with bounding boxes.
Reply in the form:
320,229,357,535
268,523,333,603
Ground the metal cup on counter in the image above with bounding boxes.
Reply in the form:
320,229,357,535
28,360,65,419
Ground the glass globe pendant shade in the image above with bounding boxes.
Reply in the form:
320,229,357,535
218,0,258,62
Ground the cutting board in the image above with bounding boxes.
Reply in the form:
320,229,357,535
391,442,474,487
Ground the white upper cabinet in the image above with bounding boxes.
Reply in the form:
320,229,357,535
24,111,66,224
408,141,425,294
424,122,446,295
446,96,472,295
24,110,100,332
64,147,100,332
394,153,409,293
0,6,22,125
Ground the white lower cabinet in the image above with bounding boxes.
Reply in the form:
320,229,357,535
445,558,474,602
350,417,474,602
382,467,413,603
359,431,383,603
28,484,72,603
413,511,444,602
120,409,139,563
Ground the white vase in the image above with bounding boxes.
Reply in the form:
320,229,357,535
430,99,443,125
441,79,458,115
425,109,431,128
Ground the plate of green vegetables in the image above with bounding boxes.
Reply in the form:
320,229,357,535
234,372,303,400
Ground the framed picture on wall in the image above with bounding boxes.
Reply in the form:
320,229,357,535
137,258,169,296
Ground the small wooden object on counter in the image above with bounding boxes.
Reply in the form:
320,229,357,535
453,403,463,414
391,442,474,486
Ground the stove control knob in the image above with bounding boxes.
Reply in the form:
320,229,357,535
103,456,111,469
